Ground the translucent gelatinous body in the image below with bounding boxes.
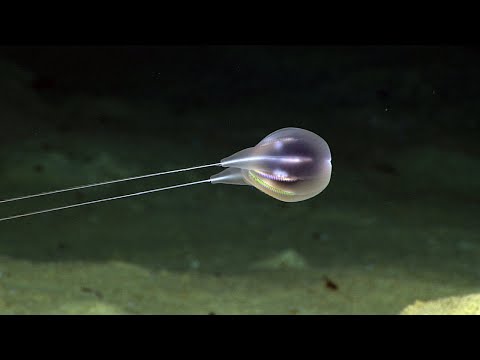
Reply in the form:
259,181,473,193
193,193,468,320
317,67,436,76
210,127,332,202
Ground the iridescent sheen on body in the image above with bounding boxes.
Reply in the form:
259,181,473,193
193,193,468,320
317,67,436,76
211,127,332,202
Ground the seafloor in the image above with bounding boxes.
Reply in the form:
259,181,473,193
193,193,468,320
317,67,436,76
0,52,479,314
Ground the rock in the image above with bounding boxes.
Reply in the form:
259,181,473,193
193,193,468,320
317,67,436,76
400,293,480,315
250,249,310,270
55,301,125,315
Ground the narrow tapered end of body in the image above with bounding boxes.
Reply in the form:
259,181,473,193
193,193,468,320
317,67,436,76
210,167,249,186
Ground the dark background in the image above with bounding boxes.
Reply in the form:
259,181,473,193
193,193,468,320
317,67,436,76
1,46,478,143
